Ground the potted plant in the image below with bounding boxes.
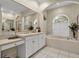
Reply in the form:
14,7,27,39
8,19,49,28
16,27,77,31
69,23,79,40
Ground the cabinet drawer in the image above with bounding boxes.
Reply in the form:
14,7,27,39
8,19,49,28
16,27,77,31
1,43,16,51
1,40,24,51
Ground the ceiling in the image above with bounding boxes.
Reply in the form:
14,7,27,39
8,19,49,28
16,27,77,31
0,0,79,15
30,0,79,11
31,0,79,4
32,0,49,5
0,0,34,15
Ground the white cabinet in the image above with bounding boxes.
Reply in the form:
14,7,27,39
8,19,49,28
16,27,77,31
18,37,35,58
32,35,39,53
0,47,1,58
1,42,16,51
18,33,46,58
0,40,24,58
25,36,39,57
26,37,34,57
38,34,46,49
1,40,24,51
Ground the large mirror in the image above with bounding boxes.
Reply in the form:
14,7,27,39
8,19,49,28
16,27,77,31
2,11,16,32
23,14,37,33
2,19,15,31
1,10,38,33
0,0,37,39
0,11,17,38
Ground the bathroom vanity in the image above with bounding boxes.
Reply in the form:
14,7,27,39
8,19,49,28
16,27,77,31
0,32,46,58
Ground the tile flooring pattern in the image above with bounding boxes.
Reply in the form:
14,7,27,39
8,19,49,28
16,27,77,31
32,47,79,58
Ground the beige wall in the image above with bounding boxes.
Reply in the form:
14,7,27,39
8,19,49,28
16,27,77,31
46,4,79,35
0,5,2,33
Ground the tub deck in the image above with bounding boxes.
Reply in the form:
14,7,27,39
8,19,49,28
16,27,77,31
46,35,79,54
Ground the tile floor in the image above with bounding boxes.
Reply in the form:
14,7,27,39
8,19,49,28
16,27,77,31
31,47,79,58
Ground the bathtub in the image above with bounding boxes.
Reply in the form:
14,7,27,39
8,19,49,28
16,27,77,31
46,35,79,54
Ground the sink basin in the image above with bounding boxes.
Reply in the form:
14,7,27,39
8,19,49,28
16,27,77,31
8,35,20,39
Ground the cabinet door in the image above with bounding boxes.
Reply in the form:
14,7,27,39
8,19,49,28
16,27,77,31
32,35,39,53
26,37,33,57
0,47,1,58
38,34,46,49
17,37,34,58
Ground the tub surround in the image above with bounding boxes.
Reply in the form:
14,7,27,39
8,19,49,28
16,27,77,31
47,35,79,54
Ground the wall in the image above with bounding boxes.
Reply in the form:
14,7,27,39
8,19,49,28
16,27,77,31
0,5,2,33
46,4,79,36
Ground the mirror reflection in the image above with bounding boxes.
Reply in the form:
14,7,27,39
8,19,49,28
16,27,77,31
1,12,38,33
2,10,16,32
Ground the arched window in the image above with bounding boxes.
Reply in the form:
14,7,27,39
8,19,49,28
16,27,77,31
54,16,68,23
52,14,70,38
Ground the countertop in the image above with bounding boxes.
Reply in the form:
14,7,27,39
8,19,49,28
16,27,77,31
0,38,22,46
0,32,43,46
17,32,43,37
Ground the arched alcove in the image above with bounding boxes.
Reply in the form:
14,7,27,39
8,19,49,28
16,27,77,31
52,14,70,38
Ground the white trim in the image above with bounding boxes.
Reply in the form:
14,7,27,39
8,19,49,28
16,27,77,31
53,14,69,24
